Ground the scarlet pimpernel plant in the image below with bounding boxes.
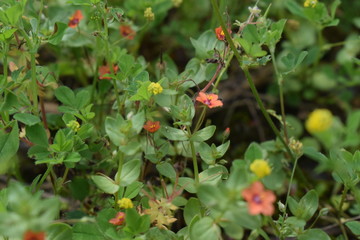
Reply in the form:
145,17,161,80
1,0,360,239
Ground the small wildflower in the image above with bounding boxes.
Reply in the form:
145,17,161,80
23,230,45,240
172,0,183,7
148,82,163,95
250,159,271,178
99,65,119,80
305,109,333,134
66,120,80,132
143,120,161,133
144,7,155,21
196,92,223,108
120,25,136,40
215,26,231,41
304,0,318,8
242,181,276,216
144,198,178,229
109,212,126,226
68,10,83,28
117,198,134,209
19,127,26,138
248,6,261,15
289,138,303,157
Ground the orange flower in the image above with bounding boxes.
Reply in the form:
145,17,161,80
196,92,223,108
242,181,276,216
68,10,83,28
143,120,160,133
23,230,45,240
109,212,126,226
215,26,231,41
99,65,119,80
120,25,136,40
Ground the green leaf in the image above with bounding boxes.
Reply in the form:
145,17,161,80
345,221,360,236
199,142,216,165
288,190,319,221
0,121,19,163
26,123,48,147
199,166,228,185
13,113,41,126
5,4,23,25
190,30,223,59
197,184,225,207
105,115,127,146
48,22,67,45
160,126,188,141
244,142,264,162
224,205,262,230
47,223,72,240
298,229,330,240
190,217,220,240
75,90,91,110
124,181,143,199
118,160,141,186
72,222,103,240
156,162,176,180
69,177,89,201
91,175,119,194
184,198,202,225
55,86,76,106
178,177,196,193
190,125,216,142
64,152,81,163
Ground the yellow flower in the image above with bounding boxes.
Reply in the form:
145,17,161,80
144,198,178,229
148,82,163,95
144,7,155,21
250,159,271,178
117,198,134,209
304,0,318,8
305,109,333,134
66,120,80,132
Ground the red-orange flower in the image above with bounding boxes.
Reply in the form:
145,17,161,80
242,181,276,216
215,26,231,41
23,230,45,240
196,92,223,108
99,65,119,80
109,212,126,226
143,120,160,133
120,25,136,40
68,10,83,28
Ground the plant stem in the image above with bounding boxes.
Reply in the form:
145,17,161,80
59,167,70,189
194,107,207,132
189,140,199,185
270,48,289,144
338,186,349,240
3,42,9,81
283,156,299,212
213,51,234,91
210,0,294,159
115,151,125,184
36,164,52,192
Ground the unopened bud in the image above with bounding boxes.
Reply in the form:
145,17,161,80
66,120,80,132
144,7,155,21
248,6,261,16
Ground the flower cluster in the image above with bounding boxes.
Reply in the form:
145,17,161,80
304,0,318,8
144,7,155,21
68,10,83,28
147,82,163,95
305,108,333,134
242,181,276,216
143,120,160,133
66,120,80,132
117,198,134,209
196,92,223,108
250,159,271,179
144,198,178,229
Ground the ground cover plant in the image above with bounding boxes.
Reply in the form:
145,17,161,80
0,0,360,239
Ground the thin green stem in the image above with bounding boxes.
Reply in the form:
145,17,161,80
210,0,294,160
3,42,9,81
283,156,299,213
338,186,349,240
270,48,288,144
30,51,39,115
36,164,52,192
194,107,207,132
189,140,199,185
114,151,125,208
59,167,70,190
213,51,234,91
